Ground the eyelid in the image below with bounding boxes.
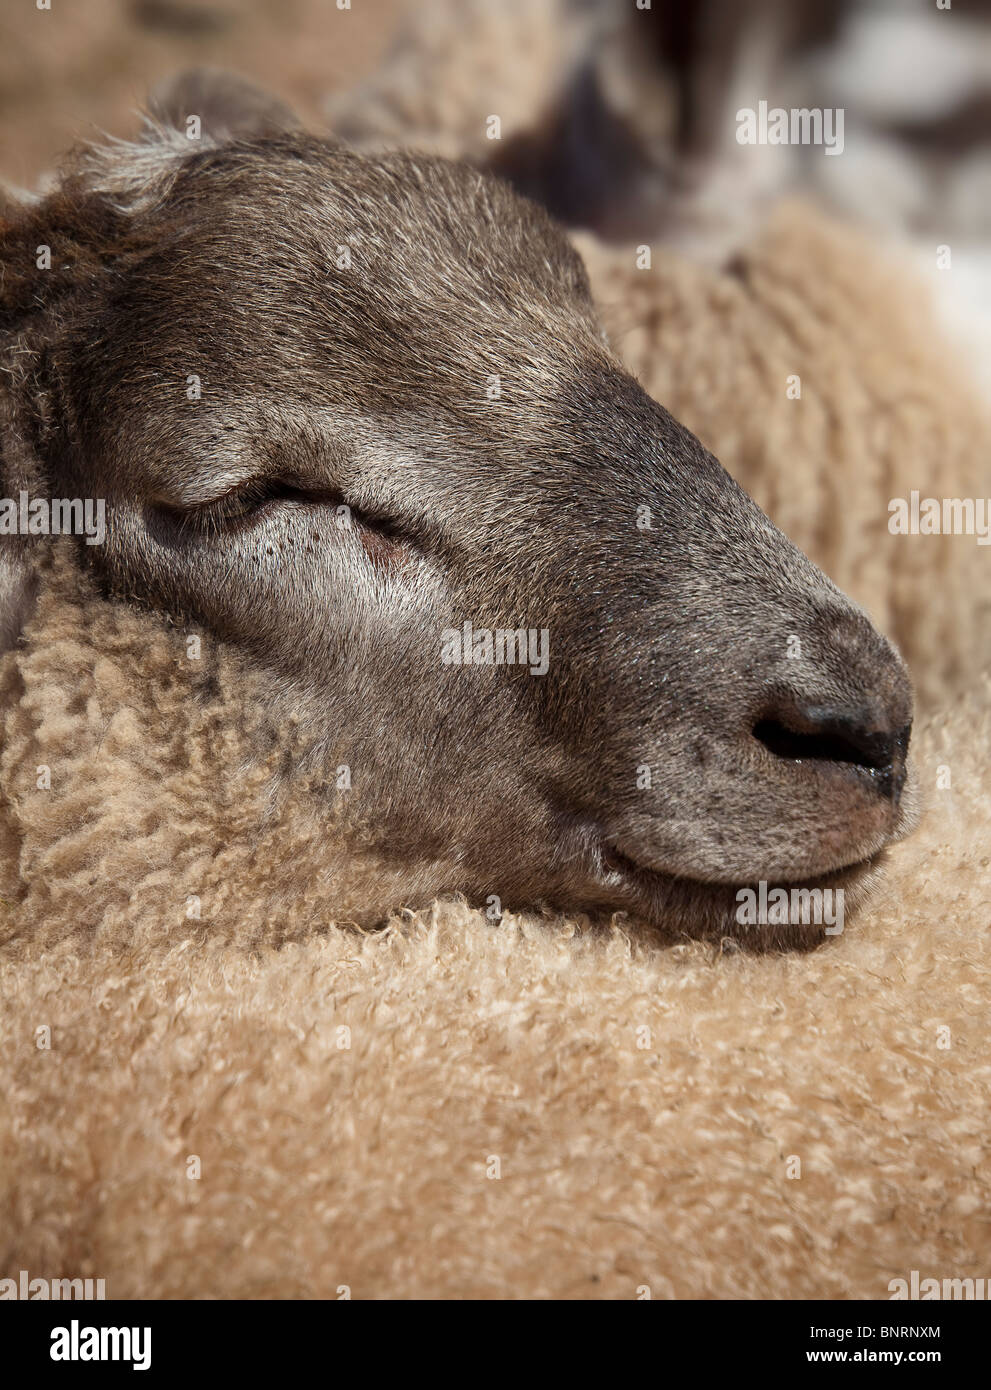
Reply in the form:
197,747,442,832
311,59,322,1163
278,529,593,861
161,478,324,521
152,479,416,555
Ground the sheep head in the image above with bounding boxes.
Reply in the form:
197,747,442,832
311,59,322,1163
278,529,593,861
0,74,914,946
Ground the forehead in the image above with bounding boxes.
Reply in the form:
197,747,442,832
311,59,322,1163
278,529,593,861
80,138,604,422
137,138,594,314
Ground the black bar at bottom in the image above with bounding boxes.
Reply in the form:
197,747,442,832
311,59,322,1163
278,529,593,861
2,1297,979,1376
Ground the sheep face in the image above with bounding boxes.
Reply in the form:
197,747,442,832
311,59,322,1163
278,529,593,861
1,117,913,943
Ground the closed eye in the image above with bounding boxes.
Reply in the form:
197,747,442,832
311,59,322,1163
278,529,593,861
149,478,417,571
155,478,322,536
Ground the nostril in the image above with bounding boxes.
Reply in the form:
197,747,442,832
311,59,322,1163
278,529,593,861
753,716,890,770
753,702,911,798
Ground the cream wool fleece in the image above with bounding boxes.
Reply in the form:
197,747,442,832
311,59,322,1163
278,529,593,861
0,544,988,1297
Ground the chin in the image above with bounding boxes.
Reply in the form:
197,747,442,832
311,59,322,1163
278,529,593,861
573,780,920,952
654,851,896,950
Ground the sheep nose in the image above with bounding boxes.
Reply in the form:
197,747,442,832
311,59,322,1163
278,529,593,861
753,697,911,802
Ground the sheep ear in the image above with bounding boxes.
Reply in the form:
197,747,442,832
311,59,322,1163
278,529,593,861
71,70,302,212
70,70,302,212
146,68,302,144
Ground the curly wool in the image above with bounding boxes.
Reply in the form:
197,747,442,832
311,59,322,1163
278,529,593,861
0,549,988,1298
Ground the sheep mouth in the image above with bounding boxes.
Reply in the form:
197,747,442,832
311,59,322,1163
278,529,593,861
592,840,890,945
585,758,918,939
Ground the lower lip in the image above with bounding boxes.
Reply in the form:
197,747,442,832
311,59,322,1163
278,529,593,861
597,841,883,902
